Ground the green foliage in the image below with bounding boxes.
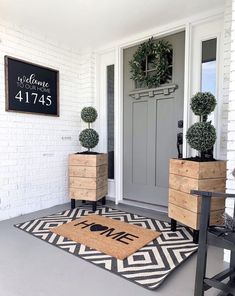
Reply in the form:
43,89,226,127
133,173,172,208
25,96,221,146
79,106,99,151
129,37,172,88
81,106,98,123
79,128,99,149
190,92,216,116
186,122,216,153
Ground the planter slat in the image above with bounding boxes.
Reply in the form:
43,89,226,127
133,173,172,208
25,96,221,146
69,164,107,178
69,186,107,201
168,203,224,230
169,174,226,193
69,154,107,167
169,188,225,213
169,159,226,179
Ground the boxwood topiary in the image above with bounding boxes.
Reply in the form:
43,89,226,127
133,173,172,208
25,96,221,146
79,106,99,152
190,92,216,117
81,106,98,123
186,122,216,152
79,128,99,149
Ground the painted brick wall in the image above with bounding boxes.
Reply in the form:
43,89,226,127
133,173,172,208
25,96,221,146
226,0,235,215
227,0,235,193
221,0,232,161
223,0,235,262
0,20,96,220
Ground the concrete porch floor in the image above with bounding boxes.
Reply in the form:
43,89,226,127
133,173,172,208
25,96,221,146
0,202,228,296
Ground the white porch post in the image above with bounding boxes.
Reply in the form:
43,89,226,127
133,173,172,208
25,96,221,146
226,0,235,204
224,0,235,262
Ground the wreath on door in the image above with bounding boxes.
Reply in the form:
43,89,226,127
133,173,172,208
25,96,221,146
129,37,173,88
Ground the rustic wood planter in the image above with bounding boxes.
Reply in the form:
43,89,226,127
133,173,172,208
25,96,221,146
168,159,226,242
69,153,108,211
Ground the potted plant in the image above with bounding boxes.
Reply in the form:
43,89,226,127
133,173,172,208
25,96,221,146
168,92,226,243
68,107,108,211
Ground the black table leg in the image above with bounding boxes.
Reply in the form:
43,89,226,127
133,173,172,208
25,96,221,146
71,199,76,209
92,201,97,212
102,196,106,205
193,230,199,244
171,219,177,231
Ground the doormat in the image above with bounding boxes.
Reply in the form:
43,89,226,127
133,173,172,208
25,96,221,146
14,206,198,290
50,214,161,260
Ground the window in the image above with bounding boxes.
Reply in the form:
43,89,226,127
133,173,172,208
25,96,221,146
201,38,217,157
201,38,217,96
107,65,114,179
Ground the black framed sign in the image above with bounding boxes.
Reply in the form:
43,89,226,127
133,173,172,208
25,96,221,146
5,56,59,116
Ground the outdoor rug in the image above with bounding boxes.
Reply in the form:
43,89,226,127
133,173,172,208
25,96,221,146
50,214,161,260
15,206,198,290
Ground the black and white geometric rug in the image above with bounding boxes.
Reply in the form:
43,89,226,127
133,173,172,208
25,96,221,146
15,206,198,290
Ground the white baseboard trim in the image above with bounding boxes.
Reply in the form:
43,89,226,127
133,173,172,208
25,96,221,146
106,196,168,213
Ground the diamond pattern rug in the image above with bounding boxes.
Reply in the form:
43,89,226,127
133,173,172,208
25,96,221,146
15,206,198,290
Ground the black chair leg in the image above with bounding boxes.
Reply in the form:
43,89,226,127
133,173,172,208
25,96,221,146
194,195,211,296
71,199,76,209
171,219,177,231
230,251,235,283
92,201,97,212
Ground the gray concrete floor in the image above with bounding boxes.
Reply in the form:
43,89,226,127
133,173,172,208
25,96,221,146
0,202,228,296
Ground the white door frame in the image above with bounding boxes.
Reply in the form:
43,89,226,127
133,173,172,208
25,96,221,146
96,11,225,205
95,49,116,198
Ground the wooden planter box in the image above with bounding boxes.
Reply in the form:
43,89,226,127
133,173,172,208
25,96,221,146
168,159,226,231
69,153,108,202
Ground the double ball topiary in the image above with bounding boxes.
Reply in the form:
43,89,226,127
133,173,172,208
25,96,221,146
186,92,217,157
79,106,99,152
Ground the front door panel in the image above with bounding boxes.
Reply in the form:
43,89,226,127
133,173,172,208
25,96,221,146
123,31,185,206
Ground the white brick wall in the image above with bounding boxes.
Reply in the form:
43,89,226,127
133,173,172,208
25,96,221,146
221,0,232,160
0,20,96,220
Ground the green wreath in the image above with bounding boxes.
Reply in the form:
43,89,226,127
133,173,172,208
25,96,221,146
129,37,172,88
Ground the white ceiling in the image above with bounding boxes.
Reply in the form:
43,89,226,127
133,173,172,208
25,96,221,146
0,0,225,51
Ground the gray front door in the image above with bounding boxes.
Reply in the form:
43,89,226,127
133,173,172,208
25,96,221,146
123,31,185,207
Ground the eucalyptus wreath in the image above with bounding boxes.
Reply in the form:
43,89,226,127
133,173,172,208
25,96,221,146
129,37,172,88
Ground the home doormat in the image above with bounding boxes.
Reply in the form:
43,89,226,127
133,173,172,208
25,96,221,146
50,214,161,260
15,206,198,290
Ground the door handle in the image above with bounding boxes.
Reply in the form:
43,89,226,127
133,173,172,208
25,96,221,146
177,132,183,159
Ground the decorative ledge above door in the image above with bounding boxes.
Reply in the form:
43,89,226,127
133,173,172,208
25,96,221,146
129,84,178,100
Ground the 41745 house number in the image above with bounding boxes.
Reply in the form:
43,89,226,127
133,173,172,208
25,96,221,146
15,91,52,106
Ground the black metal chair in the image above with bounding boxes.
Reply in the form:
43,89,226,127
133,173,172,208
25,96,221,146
191,190,235,296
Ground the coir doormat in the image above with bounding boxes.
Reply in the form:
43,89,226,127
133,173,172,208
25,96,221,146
15,206,198,290
50,214,161,260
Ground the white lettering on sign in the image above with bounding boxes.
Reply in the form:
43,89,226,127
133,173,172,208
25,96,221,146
17,74,50,88
14,91,52,106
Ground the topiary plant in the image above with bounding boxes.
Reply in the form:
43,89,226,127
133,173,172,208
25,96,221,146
81,106,98,124
186,92,217,160
79,107,99,152
190,92,216,120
